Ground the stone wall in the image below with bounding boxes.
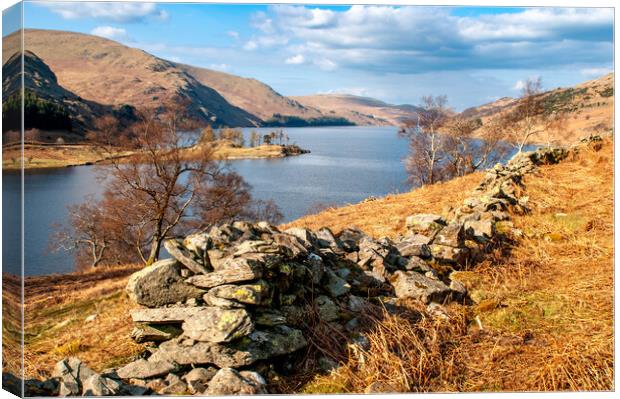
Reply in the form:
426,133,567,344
24,146,570,396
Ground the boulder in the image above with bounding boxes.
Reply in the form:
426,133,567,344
184,367,217,394
82,374,122,396
182,307,254,343
284,227,319,250
185,256,263,288
130,306,206,324
164,239,211,274
205,368,267,395
405,214,445,236
206,280,271,306
130,323,183,343
52,357,97,396
126,259,205,308
116,359,178,380
390,271,452,304
432,222,464,248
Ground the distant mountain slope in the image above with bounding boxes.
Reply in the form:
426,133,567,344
4,29,261,127
176,64,325,121
459,73,614,144
2,50,135,136
292,94,420,125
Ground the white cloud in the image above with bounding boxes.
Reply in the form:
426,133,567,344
42,2,167,23
209,63,229,71
249,5,613,74
90,26,128,41
285,54,305,65
227,31,240,40
513,80,525,90
580,67,612,77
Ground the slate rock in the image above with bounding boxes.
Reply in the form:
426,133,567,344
130,306,207,324
164,238,211,274
82,374,122,396
130,323,183,343
185,255,263,288
116,359,178,379
182,307,254,343
390,271,452,304
205,368,267,395
126,259,205,308
52,357,96,396
405,214,445,236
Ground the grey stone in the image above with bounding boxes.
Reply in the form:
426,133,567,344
82,374,122,396
390,271,452,304
324,269,351,297
116,359,177,379
337,228,368,252
347,295,368,313
273,233,309,258
464,219,494,243
316,295,340,322
403,256,432,272
182,307,254,343
184,367,217,394
130,323,183,343
130,306,207,324
253,309,286,326
185,255,263,288
205,368,267,395
433,222,464,248
159,373,188,395
126,259,205,308
52,357,97,396
429,244,469,264
164,239,211,274
307,252,325,284
396,234,432,258
284,227,319,250
405,214,445,236
316,227,343,250
207,280,271,306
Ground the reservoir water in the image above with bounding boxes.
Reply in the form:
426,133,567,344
3,126,412,275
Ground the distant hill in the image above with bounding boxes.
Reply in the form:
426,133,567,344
3,29,261,128
2,50,136,137
292,94,421,125
458,73,614,144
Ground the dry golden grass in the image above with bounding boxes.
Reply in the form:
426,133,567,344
294,139,614,392
283,172,482,240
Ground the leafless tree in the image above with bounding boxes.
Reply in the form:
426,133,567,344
501,77,546,152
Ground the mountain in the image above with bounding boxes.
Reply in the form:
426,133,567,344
2,50,136,137
292,94,421,125
458,73,614,144
3,29,260,127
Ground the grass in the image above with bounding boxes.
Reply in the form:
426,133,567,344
3,140,613,392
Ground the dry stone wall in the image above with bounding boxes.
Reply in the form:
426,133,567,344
24,146,569,396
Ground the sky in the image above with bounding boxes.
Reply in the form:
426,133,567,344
6,1,615,110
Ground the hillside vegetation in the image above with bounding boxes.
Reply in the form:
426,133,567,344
8,138,612,393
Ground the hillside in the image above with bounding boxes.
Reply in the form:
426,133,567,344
2,50,135,136
293,94,420,125
3,29,260,127
460,73,614,144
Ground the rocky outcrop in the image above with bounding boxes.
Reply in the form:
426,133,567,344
27,146,568,396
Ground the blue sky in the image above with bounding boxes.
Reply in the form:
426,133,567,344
10,1,615,110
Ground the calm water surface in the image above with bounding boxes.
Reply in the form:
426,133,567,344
3,126,412,275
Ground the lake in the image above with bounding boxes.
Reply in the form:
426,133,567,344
3,126,414,276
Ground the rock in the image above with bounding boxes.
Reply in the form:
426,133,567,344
52,357,97,396
84,314,97,323
396,235,431,258
184,367,217,394
307,252,325,284
284,227,319,250
182,307,254,343
316,227,343,250
365,381,397,393
183,232,212,264
337,228,368,252
318,356,339,372
255,221,281,235
432,222,464,247
273,233,309,258
82,374,122,396
347,295,368,313
208,224,243,246
233,240,282,256
130,323,183,343
203,290,246,308
324,269,351,297
159,373,188,395
464,220,494,243
208,280,271,306
126,259,205,307
405,214,445,236
390,271,452,304
427,303,450,320
449,280,468,301
403,256,431,272
316,295,340,322
429,244,469,264
116,359,178,379
130,306,207,324
186,255,263,288
253,309,287,326
164,239,211,274
205,368,267,395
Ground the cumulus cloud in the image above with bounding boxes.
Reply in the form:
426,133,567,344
209,63,229,71
42,2,168,23
285,54,305,64
580,67,612,77
90,26,128,41
248,5,613,74
227,31,240,40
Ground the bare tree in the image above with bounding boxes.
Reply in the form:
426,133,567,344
501,77,546,152
401,95,450,185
